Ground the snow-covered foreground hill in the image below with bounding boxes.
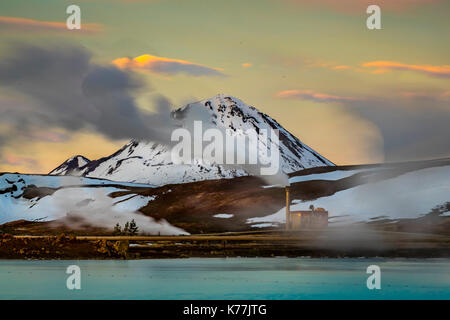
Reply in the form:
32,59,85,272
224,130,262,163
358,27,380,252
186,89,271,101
50,94,333,186
2,159,449,234
249,164,450,226
0,173,188,235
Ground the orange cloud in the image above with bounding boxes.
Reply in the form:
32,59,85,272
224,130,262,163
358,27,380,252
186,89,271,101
362,61,450,78
112,54,225,77
332,65,351,70
276,89,360,103
305,59,450,78
241,62,252,68
0,16,102,33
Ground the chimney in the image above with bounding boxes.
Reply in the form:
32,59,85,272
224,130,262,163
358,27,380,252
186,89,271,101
285,186,290,230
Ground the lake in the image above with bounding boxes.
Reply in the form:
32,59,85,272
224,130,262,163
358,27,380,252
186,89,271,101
0,258,449,299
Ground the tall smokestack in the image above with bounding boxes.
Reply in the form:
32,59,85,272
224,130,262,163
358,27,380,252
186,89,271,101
285,186,290,230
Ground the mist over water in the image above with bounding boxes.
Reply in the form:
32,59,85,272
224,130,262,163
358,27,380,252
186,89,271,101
314,224,389,252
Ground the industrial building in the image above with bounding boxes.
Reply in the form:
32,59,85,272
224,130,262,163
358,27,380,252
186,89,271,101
285,187,328,230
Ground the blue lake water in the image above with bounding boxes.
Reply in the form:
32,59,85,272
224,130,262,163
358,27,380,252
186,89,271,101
0,258,449,299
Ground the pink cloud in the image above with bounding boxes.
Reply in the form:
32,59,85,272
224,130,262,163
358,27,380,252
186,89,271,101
401,90,450,100
276,89,361,103
3,154,39,168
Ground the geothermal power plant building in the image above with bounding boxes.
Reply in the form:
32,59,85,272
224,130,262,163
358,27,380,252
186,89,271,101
285,187,328,230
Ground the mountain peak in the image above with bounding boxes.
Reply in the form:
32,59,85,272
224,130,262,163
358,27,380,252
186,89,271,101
50,94,334,185
174,94,334,170
49,155,90,176
70,155,90,163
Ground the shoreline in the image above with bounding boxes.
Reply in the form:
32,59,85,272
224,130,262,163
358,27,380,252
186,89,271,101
1,230,449,260
2,256,450,261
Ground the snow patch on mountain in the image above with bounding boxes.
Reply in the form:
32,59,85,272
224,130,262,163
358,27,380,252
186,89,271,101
213,213,234,219
288,168,378,184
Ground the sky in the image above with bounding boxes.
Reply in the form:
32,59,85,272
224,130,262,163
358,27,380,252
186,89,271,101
0,0,449,173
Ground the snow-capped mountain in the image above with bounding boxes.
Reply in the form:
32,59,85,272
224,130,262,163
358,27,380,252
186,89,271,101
50,94,334,185
50,155,90,176
51,140,247,186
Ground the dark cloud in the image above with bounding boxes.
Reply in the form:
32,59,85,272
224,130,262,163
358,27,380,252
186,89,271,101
0,42,177,149
276,87,450,162
344,95,450,162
